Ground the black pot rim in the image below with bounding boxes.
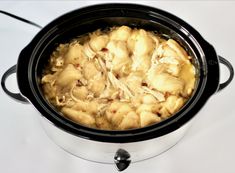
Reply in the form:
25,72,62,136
16,3,220,143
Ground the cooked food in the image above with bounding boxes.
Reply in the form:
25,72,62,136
41,26,196,130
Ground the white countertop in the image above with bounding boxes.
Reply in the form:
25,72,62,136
0,1,235,173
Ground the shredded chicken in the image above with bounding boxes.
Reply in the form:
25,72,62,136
141,86,165,102
107,72,134,98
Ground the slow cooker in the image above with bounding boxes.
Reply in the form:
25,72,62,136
1,4,234,171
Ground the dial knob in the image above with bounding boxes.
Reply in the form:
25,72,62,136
114,149,131,171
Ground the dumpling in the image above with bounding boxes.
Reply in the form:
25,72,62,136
88,76,105,96
149,73,184,94
136,104,160,114
105,102,133,127
89,35,109,52
166,39,189,61
127,29,139,52
159,56,179,65
112,56,131,73
107,40,129,59
61,108,96,127
166,64,181,76
41,81,57,101
158,107,171,119
106,40,131,72
142,94,158,104
96,116,112,130
133,29,155,55
114,104,133,124
72,86,88,100
83,43,96,59
65,43,86,65
162,95,185,114
132,54,151,73
162,44,179,58
105,101,122,120
83,61,99,79
118,111,139,130
125,72,143,93
110,26,132,41
139,111,161,127
179,60,196,96
41,74,56,84
56,64,82,87
157,56,181,76
72,99,98,114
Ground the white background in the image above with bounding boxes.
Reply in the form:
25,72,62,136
0,1,235,173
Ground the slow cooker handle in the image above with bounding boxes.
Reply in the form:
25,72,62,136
218,56,234,91
1,65,29,103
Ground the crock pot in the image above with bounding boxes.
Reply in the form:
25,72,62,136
1,3,234,171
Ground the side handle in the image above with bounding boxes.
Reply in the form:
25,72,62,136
218,56,234,91
1,65,29,103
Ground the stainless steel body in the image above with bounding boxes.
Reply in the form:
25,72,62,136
40,115,192,163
